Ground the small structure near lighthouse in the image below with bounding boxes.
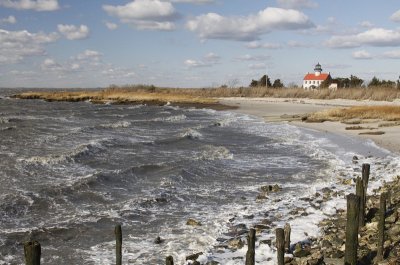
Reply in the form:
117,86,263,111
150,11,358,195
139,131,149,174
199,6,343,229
303,63,331,89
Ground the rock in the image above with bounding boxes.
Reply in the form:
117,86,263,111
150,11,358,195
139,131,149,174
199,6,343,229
329,250,344,258
256,193,268,201
186,218,202,226
227,238,244,249
293,243,311,258
244,214,254,219
260,184,281,193
284,256,293,263
259,239,272,245
254,224,270,232
388,224,400,237
186,252,203,261
386,211,398,224
205,261,220,265
154,236,164,244
192,261,200,265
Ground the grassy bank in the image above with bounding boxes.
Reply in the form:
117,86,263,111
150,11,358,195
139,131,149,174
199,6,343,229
307,106,400,123
14,85,400,102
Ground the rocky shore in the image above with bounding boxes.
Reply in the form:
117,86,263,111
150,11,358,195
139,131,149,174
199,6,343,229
179,162,400,265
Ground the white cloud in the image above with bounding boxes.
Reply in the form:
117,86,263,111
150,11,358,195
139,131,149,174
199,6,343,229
390,10,400,22
276,0,318,9
186,7,314,41
103,0,178,31
184,52,221,68
249,63,266,70
0,0,59,11
352,50,372,60
359,21,374,28
170,0,214,3
0,15,16,24
76,49,102,61
41,58,62,70
234,54,270,61
204,52,220,62
57,24,90,40
0,28,58,64
325,28,400,48
105,22,118,30
382,50,400,59
184,59,207,68
245,41,283,49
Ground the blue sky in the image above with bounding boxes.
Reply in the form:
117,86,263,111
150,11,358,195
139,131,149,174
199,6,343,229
0,0,400,88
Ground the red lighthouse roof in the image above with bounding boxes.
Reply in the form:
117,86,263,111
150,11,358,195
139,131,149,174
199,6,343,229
303,73,330,81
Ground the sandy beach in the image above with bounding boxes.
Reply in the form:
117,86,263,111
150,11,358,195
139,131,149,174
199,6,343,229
219,97,400,154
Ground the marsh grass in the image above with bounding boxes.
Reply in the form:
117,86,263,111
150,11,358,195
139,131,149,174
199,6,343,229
308,105,400,122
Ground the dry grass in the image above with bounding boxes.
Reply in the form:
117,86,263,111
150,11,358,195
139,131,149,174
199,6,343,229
308,106,400,122
13,85,400,106
173,86,400,101
15,86,218,105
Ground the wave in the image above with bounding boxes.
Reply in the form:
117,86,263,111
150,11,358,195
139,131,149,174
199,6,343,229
0,192,35,221
20,140,105,166
153,114,187,122
180,128,202,140
100,121,131,129
197,145,233,160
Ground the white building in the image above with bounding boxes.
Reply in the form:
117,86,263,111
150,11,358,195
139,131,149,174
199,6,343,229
303,63,331,89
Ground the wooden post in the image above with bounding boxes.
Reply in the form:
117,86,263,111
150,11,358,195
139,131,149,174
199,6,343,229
284,223,291,253
245,228,256,265
344,194,360,265
362,163,370,194
356,177,365,227
24,241,41,265
377,192,387,261
115,224,122,265
276,228,285,265
166,256,174,265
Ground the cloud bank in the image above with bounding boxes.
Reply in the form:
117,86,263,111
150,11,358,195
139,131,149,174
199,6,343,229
186,7,314,41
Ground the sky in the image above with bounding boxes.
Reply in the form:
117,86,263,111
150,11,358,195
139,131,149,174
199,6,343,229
0,0,400,88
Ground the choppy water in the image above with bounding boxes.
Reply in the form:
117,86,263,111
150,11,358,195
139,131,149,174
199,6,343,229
0,91,398,265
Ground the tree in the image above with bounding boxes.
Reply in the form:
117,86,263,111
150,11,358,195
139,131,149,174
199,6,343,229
249,74,271,87
349,75,364,87
259,75,267,86
369,76,380,87
250,79,258,87
272,79,284,88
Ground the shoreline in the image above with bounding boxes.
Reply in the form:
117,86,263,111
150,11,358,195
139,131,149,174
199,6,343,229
212,97,400,264
219,97,400,154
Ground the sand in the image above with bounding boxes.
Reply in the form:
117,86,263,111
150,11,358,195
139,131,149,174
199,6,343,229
219,97,400,154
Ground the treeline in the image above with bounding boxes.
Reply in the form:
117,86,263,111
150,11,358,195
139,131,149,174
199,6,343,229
322,75,400,89
249,74,400,89
249,75,284,88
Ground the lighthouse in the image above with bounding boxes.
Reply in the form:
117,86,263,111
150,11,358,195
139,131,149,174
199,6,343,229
314,62,322,76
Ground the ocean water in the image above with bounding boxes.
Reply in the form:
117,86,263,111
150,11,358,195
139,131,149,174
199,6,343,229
0,92,398,265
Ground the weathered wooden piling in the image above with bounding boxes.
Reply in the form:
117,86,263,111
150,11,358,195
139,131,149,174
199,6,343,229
344,194,360,265
284,223,291,253
276,228,285,265
24,241,41,265
245,228,256,265
166,255,174,265
362,163,370,194
356,177,366,227
377,192,387,261
115,224,122,265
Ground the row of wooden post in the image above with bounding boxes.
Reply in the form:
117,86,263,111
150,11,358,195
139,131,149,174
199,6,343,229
23,163,389,265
